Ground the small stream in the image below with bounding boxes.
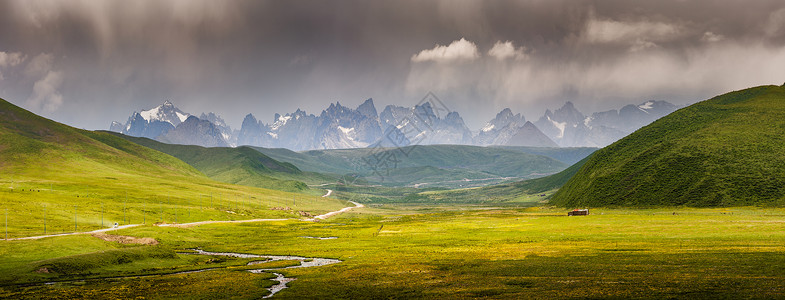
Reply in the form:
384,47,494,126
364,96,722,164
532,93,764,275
36,249,341,298
189,249,342,298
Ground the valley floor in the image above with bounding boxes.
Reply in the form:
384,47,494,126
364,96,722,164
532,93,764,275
2,205,785,299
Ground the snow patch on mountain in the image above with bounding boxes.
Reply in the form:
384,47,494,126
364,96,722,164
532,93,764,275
338,126,355,140
271,115,292,131
548,116,567,139
481,124,495,132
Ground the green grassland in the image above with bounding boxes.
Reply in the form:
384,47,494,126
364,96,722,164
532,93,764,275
552,85,785,207
2,206,785,298
0,98,350,239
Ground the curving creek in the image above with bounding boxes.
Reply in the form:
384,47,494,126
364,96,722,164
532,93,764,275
188,249,342,298
38,248,342,298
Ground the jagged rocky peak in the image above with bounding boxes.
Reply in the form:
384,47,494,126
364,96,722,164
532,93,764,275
199,112,228,127
506,121,558,147
443,111,466,126
158,115,228,148
482,108,525,133
476,108,528,146
554,101,585,121
357,98,378,118
321,101,355,120
109,121,123,132
242,113,259,126
138,100,190,127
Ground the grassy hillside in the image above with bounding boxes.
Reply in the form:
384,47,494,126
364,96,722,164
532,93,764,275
0,98,351,238
551,85,785,207
110,134,332,194
255,145,567,188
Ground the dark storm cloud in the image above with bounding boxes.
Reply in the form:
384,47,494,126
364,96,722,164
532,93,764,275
0,0,784,130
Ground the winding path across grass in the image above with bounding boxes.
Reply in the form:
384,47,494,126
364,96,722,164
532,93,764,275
7,224,142,241
304,201,364,222
6,195,363,240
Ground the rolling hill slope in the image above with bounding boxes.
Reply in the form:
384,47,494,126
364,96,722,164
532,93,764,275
0,97,350,238
0,98,201,181
109,134,331,193
551,85,785,207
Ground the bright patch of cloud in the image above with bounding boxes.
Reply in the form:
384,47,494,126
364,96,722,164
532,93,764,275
18,52,65,112
0,51,26,67
765,8,785,37
27,70,64,113
629,39,659,52
24,53,54,78
581,16,686,52
411,38,480,63
488,41,528,60
701,31,724,43
584,18,682,43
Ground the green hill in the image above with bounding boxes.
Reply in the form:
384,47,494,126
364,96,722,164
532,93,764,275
0,97,350,238
108,134,331,194
0,98,201,182
551,85,785,207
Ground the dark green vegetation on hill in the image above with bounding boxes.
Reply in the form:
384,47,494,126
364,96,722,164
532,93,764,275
552,85,785,207
110,134,331,194
256,145,577,189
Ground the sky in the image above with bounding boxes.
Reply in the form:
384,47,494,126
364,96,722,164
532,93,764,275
1,0,784,131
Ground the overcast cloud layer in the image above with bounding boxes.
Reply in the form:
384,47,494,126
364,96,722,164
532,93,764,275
1,0,784,130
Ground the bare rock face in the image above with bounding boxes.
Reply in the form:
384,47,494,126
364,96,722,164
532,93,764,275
506,121,558,147
158,116,229,148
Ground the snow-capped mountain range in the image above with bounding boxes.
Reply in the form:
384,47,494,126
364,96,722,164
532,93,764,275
110,99,679,149
534,100,679,147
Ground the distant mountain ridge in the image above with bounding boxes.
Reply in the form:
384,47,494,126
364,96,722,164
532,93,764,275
111,98,679,150
534,100,679,147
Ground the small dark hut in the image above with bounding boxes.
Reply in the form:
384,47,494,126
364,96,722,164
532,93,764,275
567,209,589,216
